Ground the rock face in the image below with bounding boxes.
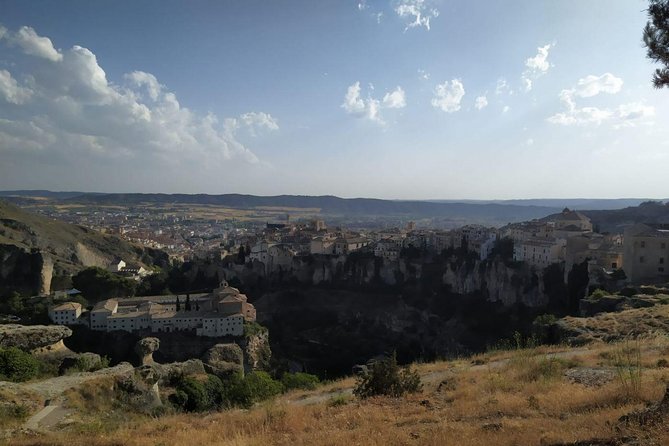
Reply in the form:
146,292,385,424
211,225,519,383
135,337,160,365
0,324,72,351
202,343,244,377
240,331,271,372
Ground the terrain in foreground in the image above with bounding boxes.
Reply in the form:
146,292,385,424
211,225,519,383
5,335,669,446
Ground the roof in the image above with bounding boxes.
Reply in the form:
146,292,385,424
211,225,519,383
51,302,82,312
547,209,591,223
92,299,118,312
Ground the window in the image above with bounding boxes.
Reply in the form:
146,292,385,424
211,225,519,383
660,267,665,273
640,241,646,248
661,257,665,265
611,262,617,269
640,256,645,263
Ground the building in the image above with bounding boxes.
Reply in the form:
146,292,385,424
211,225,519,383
48,302,83,325
513,238,565,268
334,236,370,255
545,208,593,232
623,223,669,283
86,283,256,337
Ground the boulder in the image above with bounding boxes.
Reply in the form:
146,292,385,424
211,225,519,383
0,324,72,351
159,359,206,381
58,352,104,374
135,337,160,365
202,343,244,378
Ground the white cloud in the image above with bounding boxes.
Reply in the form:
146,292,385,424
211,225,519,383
0,25,7,40
0,25,273,168
502,105,510,113
342,81,406,123
394,0,439,31
0,70,33,104
240,111,279,134
474,95,488,110
548,73,652,127
10,26,63,62
521,43,553,91
572,73,623,98
358,1,368,10
431,79,465,113
342,82,366,114
382,86,406,109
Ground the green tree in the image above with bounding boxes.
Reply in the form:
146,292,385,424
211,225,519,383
353,352,422,399
643,0,669,88
0,347,39,382
72,267,136,301
176,296,181,311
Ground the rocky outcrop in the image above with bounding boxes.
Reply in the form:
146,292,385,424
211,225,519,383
556,304,669,345
202,343,244,377
0,324,72,351
579,293,668,317
240,330,271,372
135,337,160,366
58,352,104,374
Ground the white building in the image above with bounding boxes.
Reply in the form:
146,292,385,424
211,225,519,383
49,302,83,325
513,238,565,268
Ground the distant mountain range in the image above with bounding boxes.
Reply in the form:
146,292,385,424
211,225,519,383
0,190,666,229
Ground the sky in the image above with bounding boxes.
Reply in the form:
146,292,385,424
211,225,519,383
0,0,667,200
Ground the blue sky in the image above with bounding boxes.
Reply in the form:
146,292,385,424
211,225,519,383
0,0,666,199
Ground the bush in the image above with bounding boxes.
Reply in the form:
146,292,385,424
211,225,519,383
590,288,609,299
170,372,284,412
0,347,39,382
244,371,284,401
353,352,422,399
281,372,320,391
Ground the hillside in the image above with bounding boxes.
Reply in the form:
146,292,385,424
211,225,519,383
582,201,669,233
0,200,166,294
4,337,669,446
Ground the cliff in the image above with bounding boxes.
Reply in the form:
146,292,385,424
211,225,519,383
0,200,168,295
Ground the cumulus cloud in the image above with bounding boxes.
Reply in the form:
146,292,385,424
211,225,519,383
0,24,276,169
342,82,406,123
547,74,654,127
418,69,430,81
8,26,63,62
474,95,488,110
0,70,33,104
572,73,623,98
394,0,439,31
521,43,553,91
382,86,406,109
431,79,465,113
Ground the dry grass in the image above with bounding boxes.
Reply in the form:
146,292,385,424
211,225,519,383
6,337,669,446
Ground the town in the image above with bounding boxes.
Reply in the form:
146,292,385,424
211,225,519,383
46,205,669,335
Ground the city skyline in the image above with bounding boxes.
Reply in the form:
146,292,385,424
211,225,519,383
0,0,667,200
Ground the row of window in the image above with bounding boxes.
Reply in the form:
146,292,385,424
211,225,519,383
639,241,668,249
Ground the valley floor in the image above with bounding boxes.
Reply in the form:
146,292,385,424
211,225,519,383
5,338,669,446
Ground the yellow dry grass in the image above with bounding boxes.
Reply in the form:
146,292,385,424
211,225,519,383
7,337,669,446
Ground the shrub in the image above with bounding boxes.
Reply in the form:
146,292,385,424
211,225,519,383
281,372,320,391
590,288,608,299
353,352,422,399
244,371,284,401
0,347,39,382
612,340,643,400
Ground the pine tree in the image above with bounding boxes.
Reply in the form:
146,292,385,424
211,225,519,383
644,0,669,88
176,296,181,311
185,294,192,311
